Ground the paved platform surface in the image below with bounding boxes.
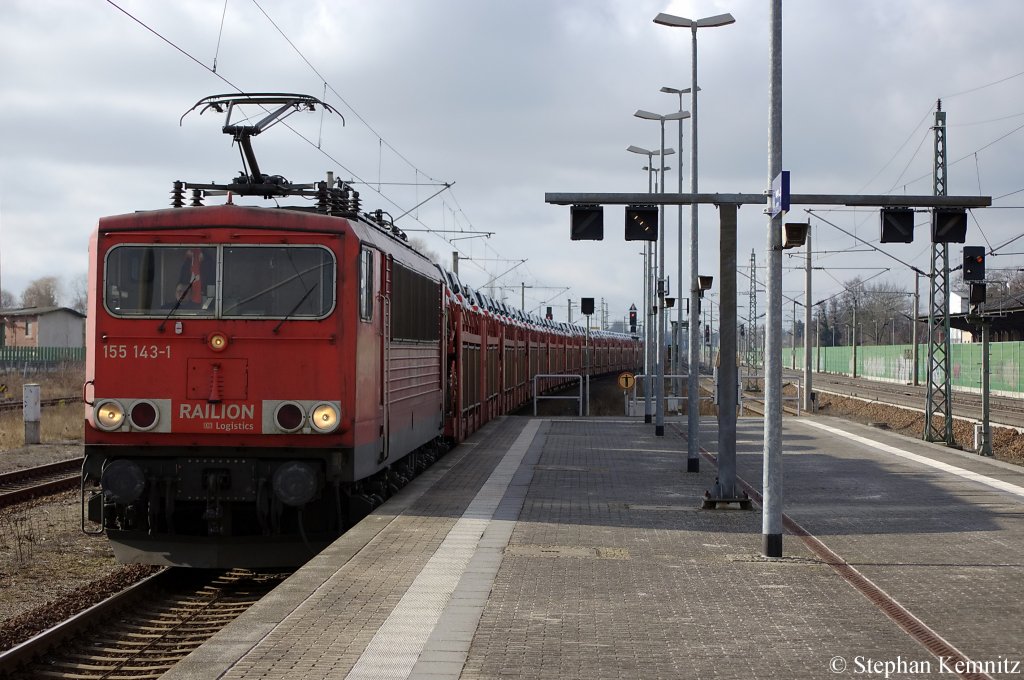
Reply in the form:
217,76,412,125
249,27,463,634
163,414,1024,679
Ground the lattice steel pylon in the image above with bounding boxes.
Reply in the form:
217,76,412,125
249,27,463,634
746,249,758,387
924,100,954,444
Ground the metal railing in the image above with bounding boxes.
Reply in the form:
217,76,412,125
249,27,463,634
533,374,584,416
626,374,693,416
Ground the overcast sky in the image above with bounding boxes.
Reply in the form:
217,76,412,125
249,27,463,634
2,0,1023,327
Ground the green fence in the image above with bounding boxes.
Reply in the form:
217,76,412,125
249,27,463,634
0,346,85,365
781,342,1024,394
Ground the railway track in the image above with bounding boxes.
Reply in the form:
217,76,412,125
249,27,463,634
804,371,1024,429
0,567,290,679
0,396,80,414
0,459,83,509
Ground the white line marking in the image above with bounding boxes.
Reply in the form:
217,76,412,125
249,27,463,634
346,419,541,679
798,419,1024,499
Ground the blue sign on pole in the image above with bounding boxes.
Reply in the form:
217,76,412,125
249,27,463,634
771,170,790,218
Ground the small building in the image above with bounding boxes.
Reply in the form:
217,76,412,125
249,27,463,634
0,307,86,348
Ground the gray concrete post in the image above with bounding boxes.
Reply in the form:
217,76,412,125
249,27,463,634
23,383,41,445
762,0,784,558
981,319,992,456
803,228,814,410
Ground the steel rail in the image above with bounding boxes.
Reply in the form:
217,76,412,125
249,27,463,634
0,458,83,509
0,396,81,413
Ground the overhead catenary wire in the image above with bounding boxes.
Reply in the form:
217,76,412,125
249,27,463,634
105,0,520,287
806,209,926,276
244,0,525,284
212,0,229,73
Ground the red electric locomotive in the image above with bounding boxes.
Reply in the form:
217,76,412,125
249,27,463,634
82,94,641,568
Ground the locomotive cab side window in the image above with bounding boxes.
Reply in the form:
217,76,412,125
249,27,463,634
359,248,374,321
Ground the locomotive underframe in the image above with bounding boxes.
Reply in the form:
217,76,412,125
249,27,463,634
82,442,443,568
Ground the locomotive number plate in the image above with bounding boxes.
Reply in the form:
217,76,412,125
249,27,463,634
102,343,172,360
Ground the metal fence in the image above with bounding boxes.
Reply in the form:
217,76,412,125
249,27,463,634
784,341,1024,395
0,346,85,370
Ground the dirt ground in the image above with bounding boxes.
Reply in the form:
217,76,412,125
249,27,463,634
0,441,121,626
814,391,1024,466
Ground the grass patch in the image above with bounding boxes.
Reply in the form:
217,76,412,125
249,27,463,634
0,364,84,447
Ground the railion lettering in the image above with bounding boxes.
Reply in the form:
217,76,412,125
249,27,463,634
178,403,256,420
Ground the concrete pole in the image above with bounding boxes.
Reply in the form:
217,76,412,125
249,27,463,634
762,0,784,558
791,301,797,370
913,274,920,386
645,162,655,424
23,383,41,445
686,24,701,473
981,319,992,456
852,300,858,378
452,252,459,275
803,228,813,410
675,99,685,397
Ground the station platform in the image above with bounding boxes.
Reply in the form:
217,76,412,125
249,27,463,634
164,414,1024,679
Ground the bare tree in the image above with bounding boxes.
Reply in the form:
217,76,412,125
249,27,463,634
407,237,441,265
969,268,1024,310
20,276,61,308
820,277,915,345
67,273,88,314
0,289,16,309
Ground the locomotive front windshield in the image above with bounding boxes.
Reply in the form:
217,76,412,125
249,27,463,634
104,244,336,319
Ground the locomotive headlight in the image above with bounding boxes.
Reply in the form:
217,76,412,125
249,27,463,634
309,403,340,433
101,459,146,504
208,332,229,352
272,461,318,506
94,400,126,431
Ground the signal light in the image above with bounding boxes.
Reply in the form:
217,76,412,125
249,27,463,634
880,208,915,243
932,208,968,243
570,204,604,240
963,246,985,281
625,205,659,241
274,402,305,433
629,304,637,334
969,282,987,305
129,400,159,431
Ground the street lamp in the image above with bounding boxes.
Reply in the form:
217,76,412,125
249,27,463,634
655,10,735,470
628,144,675,424
660,85,699,392
634,109,690,437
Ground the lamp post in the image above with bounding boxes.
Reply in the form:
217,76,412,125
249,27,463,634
635,109,690,436
660,85,699,394
628,145,675,424
655,10,735,470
